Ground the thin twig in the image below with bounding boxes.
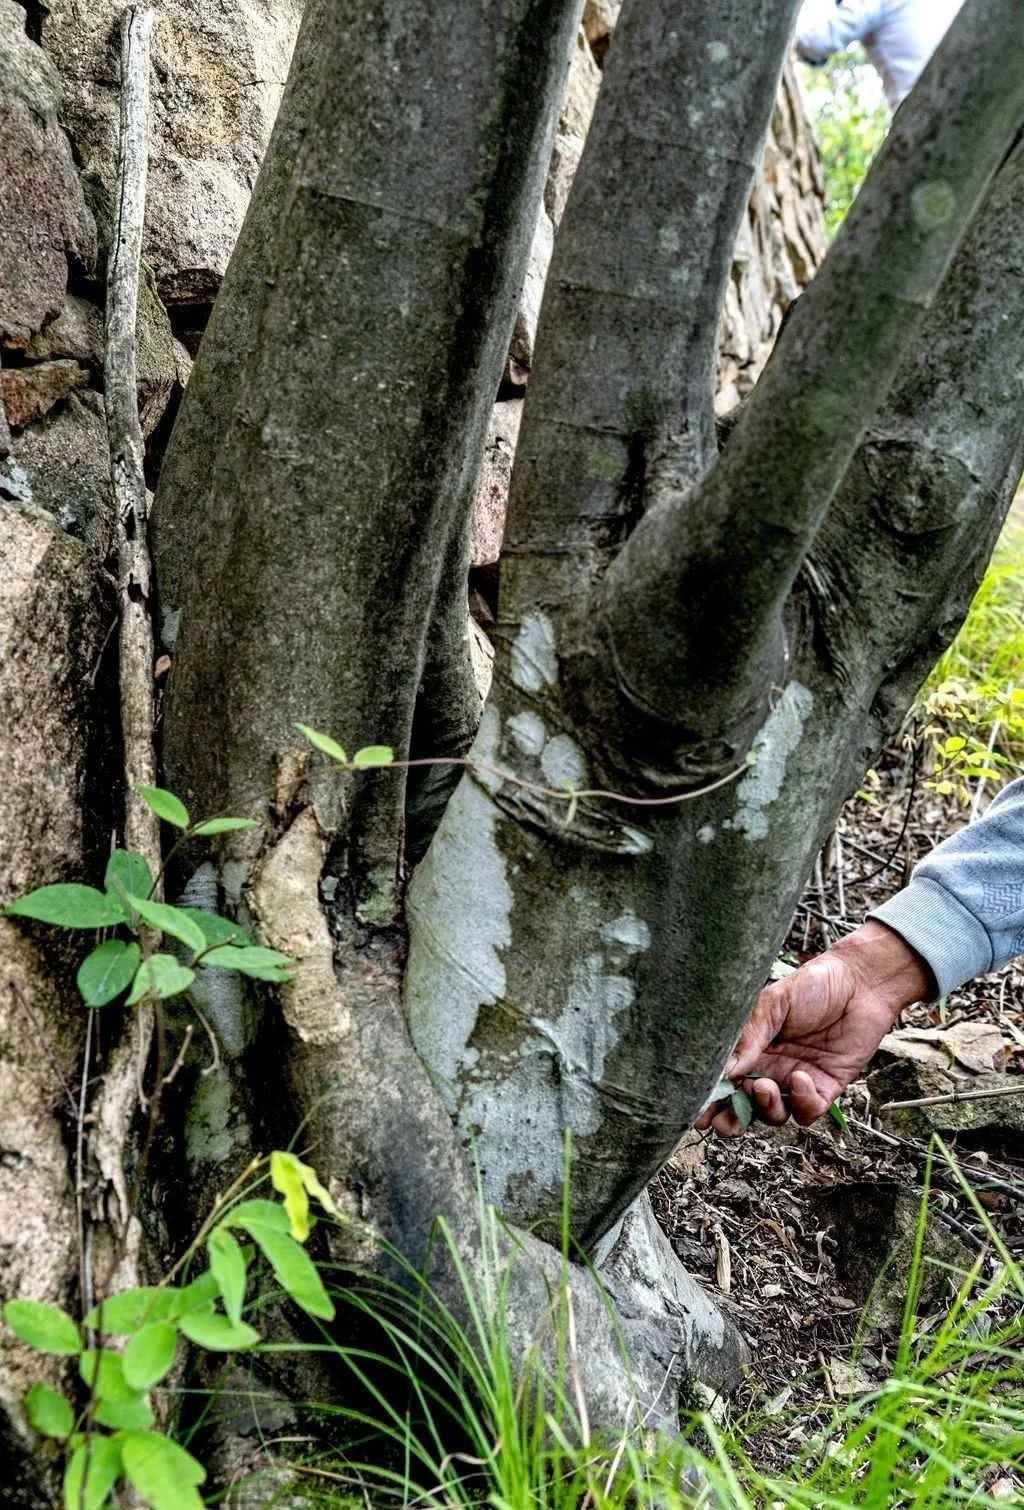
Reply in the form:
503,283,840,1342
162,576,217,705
190,999,222,1077
105,2,161,878
968,689,1007,823
161,1022,194,1087
834,823,847,921
846,737,920,890
881,1082,1024,1112
76,1013,95,1342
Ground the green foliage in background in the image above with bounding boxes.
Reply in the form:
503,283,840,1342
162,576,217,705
916,509,1024,801
800,47,889,239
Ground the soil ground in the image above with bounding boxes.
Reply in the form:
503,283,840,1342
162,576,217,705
651,748,1024,1475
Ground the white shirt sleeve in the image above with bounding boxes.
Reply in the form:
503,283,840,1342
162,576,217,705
795,0,891,62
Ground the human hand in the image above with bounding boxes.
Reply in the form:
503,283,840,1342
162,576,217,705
695,921,933,1137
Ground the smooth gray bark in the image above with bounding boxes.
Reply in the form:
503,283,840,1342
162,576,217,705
157,0,582,914
406,7,1024,1244
501,0,802,622
595,0,1024,758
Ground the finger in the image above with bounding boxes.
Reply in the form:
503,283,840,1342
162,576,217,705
790,1069,830,1127
727,985,787,1079
712,1106,746,1138
693,1107,715,1131
749,1077,789,1126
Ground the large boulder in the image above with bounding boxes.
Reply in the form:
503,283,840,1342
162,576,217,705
0,0,95,347
41,0,305,317
0,507,111,1499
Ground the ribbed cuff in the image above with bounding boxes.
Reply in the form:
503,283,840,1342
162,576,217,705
869,877,994,1000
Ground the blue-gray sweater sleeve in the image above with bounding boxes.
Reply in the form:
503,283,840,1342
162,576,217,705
869,777,1024,998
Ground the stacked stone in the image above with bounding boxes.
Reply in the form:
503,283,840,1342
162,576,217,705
0,0,302,544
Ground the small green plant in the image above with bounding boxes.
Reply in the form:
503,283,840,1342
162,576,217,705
3,1151,337,1510
5,786,292,1009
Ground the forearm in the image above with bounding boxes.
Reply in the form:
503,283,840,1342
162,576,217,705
869,776,1024,996
830,918,935,1019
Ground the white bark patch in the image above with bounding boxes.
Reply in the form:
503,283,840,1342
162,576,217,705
705,40,729,62
601,913,651,953
510,610,557,692
697,824,716,845
728,682,814,840
459,900,646,1206
616,823,654,855
405,708,512,1103
540,733,587,790
507,709,546,756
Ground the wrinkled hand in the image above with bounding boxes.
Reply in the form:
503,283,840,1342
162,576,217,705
695,921,933,1137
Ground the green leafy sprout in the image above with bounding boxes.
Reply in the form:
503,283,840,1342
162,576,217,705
3,1151,338,1510
5,786,290,1010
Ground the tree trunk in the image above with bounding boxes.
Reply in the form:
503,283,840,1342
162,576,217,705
4,0,1024,1492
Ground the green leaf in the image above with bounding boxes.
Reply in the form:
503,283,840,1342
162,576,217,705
174,1269,221,1314
248,1228,334,1322
352,745,394,768
79,1348,139,1403
121,1430,205,1510
24,1380,74,1439
207,1227,248,1327
64,1435,121,1510
127,897,207,955
4,1299,81,1354
6,884,128,930
82,1287,177,1334
295,723,347,763
136,786,190,830
177,1308,260,1351
198,944,293,983
80,1347,161,1429
944,736,967,754
828,1100,851,1134
122,1322,178,1391
104,850,152,903
78,941,142,1008
180,909,251,948
699,1078,734,1114
270,1150,310,1241
94,1392,155,1430
126,955,195,1005
270,1150,337,1242
190,817,260,837
730,1087,754,1130
222,1199,291,1235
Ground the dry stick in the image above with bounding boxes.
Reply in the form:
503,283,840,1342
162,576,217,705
87,3,161,1297
881,1082,1024,1113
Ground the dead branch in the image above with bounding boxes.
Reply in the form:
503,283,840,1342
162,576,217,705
89,4,160,1294
882,1082,1024,1113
